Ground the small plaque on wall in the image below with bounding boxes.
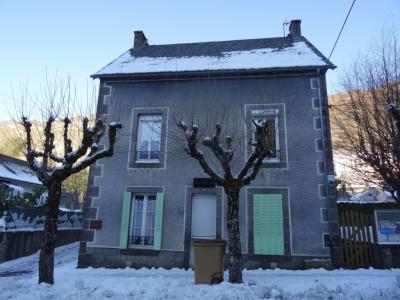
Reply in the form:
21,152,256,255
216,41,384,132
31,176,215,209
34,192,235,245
193,178,215,188
89,220,102,230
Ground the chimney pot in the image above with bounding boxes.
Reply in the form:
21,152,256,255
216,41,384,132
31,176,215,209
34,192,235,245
134,31,148,50
288,19,301,38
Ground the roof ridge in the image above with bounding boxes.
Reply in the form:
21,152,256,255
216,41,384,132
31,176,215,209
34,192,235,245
145,36,288,48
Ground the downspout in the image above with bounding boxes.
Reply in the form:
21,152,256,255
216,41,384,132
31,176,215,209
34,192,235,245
316,68,342,266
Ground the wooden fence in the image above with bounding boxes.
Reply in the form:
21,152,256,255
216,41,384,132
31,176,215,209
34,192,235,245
337,202,400,269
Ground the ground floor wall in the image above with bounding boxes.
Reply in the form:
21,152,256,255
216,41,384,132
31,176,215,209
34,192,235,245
78,243,331,270
0,229,81,262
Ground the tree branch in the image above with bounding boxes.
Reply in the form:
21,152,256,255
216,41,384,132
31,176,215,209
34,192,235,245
202,123,233,180
177,121,224,186
69,122,122,175
237,119,269,180
22,116,51,184
65,118,104,164
241,155,267,186
63,117,72,158
42,116,56,170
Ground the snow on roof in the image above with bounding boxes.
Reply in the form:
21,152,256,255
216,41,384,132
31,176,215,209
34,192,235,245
0,154,41,185
93,37,333,77
338,187,397,204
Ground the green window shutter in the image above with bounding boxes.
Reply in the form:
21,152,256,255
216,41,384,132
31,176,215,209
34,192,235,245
253,194,284,255
119,192,132,249
154,192,164,250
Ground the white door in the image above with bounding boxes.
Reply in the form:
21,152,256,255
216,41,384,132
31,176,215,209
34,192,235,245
191,194,217,239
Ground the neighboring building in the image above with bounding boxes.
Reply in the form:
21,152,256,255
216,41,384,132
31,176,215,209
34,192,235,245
347,187,396,203
78,20,342,269
337,190,352,203
0,154,42,198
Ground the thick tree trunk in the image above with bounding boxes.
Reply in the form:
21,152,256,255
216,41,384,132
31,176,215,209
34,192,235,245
226,188,243,283
39,181,61,284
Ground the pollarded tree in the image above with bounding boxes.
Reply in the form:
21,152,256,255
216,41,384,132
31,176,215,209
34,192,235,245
177,119,270,283
16,78,122,284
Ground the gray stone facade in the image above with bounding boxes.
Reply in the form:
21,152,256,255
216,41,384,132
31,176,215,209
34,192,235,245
78,22,343,269
78,72,342,269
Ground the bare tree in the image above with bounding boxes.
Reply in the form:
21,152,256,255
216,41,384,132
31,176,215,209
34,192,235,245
14,77,122,284
331,27,400,200
177,113,270,283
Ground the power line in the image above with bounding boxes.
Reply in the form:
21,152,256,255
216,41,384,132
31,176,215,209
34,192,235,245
328,0,357,60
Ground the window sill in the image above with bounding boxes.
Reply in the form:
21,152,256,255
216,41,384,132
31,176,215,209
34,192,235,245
120,247,160,256
128,244,154,249
263,158,280,163
191,236,217,240
130,160,165,169
135,160,161,164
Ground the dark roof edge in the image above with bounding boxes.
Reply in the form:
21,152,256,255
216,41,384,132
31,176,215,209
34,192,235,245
0,177,43,187
299,36,336,69
91,65,331,80
0,153,30,168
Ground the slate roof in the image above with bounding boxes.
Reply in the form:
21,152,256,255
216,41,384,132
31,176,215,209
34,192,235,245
93,35,335,78
0,154,41,185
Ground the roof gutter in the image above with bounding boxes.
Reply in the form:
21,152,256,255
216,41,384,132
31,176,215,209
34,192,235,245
91,65,334,80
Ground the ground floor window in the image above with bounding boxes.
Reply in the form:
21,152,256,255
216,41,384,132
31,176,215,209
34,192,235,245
129,194,156,246
253,193,284,255
191,193,217,239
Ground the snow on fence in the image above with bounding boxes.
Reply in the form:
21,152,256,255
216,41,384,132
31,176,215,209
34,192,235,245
1,207,82,232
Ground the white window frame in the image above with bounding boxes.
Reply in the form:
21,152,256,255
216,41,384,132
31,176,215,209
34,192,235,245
311,78,319,89
135,114,162,163
251,109,280,163
129,194,157,248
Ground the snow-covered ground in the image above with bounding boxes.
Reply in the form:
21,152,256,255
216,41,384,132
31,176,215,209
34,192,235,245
0,243,399,299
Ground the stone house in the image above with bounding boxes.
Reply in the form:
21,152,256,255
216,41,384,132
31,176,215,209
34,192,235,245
78,20,342,269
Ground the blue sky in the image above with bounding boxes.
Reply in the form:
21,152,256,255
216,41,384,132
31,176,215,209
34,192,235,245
0,0,399,120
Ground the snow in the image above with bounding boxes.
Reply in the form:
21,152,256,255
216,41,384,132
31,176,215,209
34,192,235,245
0,161,41,185
95,42,327,76
0,217,5,231
59,207,82,213
1,243,399,299
3,208,82,230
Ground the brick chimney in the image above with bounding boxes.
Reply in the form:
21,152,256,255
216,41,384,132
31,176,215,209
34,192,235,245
288,20,301,38
134,31,148,50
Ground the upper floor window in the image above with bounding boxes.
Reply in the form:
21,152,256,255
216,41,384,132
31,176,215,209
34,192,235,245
129,107,168,169
136,115,162,163
251,109,280,162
